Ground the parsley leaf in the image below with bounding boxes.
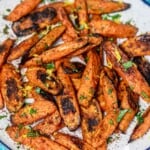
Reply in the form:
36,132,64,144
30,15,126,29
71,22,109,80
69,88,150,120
122,61,134,70
117,109,128,122
3,25,9,34
29,108,37,115
108,88,113,95
46,62,55,69
35,87,41,94
141,91,150,99
136,111,144,125
27,129,39,137
0,115,7,120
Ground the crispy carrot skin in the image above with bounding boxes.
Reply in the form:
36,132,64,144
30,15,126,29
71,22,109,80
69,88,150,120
130,107,150,141
7,34,39,62
121,33,150,57
104,41,150,103
0,39,14,68
6,126,68,150
89,19,138,38
0,64,24,112
6,0,41,21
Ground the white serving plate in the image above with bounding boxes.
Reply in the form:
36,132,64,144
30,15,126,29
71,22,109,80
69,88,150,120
0,0,150,150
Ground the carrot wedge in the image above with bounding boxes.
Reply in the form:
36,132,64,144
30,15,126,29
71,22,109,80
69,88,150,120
5,0,41,21
89,19,138,38
7,34,39,62
130,107,150,141
56,65,80,130
86,0,130,14
0,64,24,112
77,50,100,107
11,100,57,125
118,80,139,133
34,110,62,136
57,7,78,42
104,41,150,103
121,33,150,57
6,126,68,150
75,0,88,35
24,37,88,67
0,92,4,109
0,39,14,68
29,25,66,56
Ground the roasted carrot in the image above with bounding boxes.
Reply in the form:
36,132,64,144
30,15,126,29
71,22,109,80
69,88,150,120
0,92,4,109
11,100,57,125
5,0,41,21
0,64,23,112
121,33,150,57
130,107,150,141
104,41,150,103
0,39,14,68
29,25,66,56
24,37,88,67
7,34,39,62
56,65,80,130
89,19,137,38
6,126,68,150
77,50,100,107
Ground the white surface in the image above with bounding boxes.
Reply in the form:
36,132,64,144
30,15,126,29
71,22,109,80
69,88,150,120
0,0,150,150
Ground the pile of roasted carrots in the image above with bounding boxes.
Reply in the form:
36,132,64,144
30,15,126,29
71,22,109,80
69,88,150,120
0,0,150,149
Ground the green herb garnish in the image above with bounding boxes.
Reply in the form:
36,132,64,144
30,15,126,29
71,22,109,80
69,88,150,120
35,87,41,94
46,62,55,69
117,109,128,122
3,25,9,34
108,88,113,95
27,129,39,137
141,91,150,99
136,111,144,125
122,61,134,70
0,115,7,120
79,95,87,100
109,119,114,125
102,14,121,23
29,108,37,115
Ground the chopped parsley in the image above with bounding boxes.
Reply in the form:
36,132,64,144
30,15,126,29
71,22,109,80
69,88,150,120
27,129,39,137
79,95,87,100
122,61,134,70
108,88,113,95
109,119,114,125
35,87,41,94
0,115,7,120
46,62,55,69
141,91,150,99
136,111,144,125
107,137,113,144
6,8,11,12
29,108,37,115
102,14,121,23
117,109,128,123
3,25,9,34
